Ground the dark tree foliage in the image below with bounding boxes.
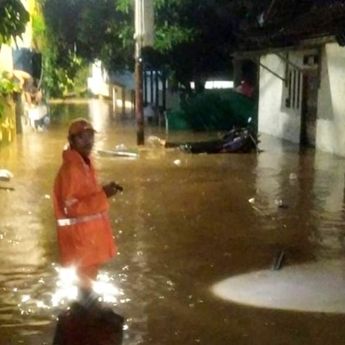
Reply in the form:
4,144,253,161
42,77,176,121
76,0,134,71
42,0,264,94
41,0,134,95
43,0,134,73
0,0,29,45
153,0,238,91
145,0,270,91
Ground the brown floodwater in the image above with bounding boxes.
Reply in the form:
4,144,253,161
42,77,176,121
1,99,345,344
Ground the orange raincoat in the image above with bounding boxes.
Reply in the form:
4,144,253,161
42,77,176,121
53,148,116,268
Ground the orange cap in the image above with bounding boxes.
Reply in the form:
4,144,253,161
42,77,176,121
68,118,96,136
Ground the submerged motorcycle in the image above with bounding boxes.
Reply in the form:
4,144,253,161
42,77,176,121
162,126,258,154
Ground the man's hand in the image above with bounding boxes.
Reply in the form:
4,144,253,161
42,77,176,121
103,182,123,198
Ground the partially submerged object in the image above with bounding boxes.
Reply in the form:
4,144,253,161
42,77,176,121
0,169,13,182
0,186,14,191
27,104,50,131
164,127,258,154
272,250,286,270
0,169,15,191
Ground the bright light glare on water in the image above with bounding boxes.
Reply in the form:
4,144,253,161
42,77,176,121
212,259,345,314
50,266,122,307
92,272,122,303
52,267,79,307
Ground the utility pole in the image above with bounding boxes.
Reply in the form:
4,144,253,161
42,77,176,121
135,0,144,145
135,51,144,145
135,0,154,145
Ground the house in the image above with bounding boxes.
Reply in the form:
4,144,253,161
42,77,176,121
88,60,179,120
234,0,345,156
87,60,136,117
0,0,45,138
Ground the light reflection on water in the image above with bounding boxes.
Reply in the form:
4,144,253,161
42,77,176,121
1,99,345,343
212,258,345,313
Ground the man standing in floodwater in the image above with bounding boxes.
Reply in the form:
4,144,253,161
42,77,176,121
53,118,122,304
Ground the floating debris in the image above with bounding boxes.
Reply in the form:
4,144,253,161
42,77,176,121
272,250,285,270
0,169,13,182
97,149,139,159
0,186,15,191
147,135,165,147
289,173,297,180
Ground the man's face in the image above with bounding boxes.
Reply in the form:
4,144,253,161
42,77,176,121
70,129,95,158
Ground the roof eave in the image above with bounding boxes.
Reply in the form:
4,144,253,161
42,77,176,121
233,35,336,59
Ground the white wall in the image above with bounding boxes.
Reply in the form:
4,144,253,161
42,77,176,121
87,61,110,97
258,44,345,156
258,53,302,143
0,46,14,72
316,43,345,156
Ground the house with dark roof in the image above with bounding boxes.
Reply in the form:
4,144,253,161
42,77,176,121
234,0,345,155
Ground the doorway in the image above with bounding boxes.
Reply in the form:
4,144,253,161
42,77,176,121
300,70,318,147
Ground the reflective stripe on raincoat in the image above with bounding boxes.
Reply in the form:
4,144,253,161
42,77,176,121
53,148,116,267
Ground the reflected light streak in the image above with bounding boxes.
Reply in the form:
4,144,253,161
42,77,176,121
51,267,123,307
16,267,124,317
92,272,122,304
212,259,345,314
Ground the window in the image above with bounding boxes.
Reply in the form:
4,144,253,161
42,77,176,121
285,67,301,109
